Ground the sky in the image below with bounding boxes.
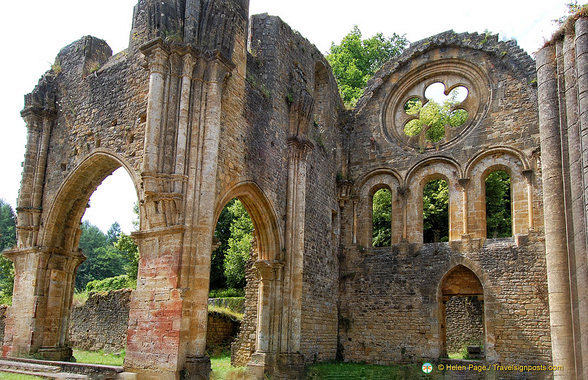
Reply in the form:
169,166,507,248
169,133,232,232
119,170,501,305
0,0,569,233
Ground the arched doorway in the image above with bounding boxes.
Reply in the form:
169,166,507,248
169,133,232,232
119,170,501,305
3,152,140,360
213,182,283,375
439,265,485,359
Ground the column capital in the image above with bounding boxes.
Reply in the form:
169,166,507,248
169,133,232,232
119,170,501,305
140,38,171,75
254,260,284,281
458,178,470,190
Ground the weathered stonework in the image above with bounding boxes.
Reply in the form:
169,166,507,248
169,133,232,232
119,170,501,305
3,1,587,379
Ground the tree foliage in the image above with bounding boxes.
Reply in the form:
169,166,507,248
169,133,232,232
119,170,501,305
223,200,253,289
327,26,408,107
372,188,392,247
485,171,511,238
76,221,129,290
404,95,468,144
0,200,16,303
423,179,449,243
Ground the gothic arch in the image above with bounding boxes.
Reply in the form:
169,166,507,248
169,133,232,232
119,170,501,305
405,158,463,243
354,169,402,246
42,150,141,252
436,261,495,361
215,181,282,261
464,148,531,238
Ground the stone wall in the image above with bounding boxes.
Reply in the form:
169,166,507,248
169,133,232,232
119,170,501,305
206,313,240,347
68,289,131,353
445,296,484,354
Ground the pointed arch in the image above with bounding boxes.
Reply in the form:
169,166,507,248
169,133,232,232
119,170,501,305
215,181,282,261
41,150,141,253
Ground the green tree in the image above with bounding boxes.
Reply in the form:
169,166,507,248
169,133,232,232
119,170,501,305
327,26,408,107
372,188,392,247
106,222,122,245
114,233,139,282
76,221,128,289
423,179,449,243
485,171,511,238
223,200,253,289
0,200,16,303
210,199,237,290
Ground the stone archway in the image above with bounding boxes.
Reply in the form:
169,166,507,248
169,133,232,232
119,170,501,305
214,182,284,376
438,265,485,359
3,151,141,360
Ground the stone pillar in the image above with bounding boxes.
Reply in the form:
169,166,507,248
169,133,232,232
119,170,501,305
182,57,233,378
536,45,577,379
398,186,409,241
458,179,470,237
281,137,312,357
574,19,588,379
141,41,169,180
522,170,535,230
248,260,284,379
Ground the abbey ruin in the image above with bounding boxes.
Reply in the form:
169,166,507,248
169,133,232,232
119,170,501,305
3,0,587,378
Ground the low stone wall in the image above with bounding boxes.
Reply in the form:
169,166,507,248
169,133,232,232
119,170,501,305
69,289,132,353
446,296,484,354
207,312,240,346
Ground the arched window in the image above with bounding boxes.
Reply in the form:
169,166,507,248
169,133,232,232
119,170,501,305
372,188,392,247
423,179,449,243
485,170,511,238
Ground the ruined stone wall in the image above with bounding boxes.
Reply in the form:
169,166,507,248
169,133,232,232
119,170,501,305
231,259,258,367
40,37,148,225
445,296,484,354
338,31,552,368
68,289,131,353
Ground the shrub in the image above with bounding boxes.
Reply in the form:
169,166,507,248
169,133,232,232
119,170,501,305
85,274,135,293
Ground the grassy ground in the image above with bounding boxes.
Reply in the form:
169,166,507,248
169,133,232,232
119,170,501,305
73,349,125,366
0,374,45,380
305,362,442,379
210,352,247,380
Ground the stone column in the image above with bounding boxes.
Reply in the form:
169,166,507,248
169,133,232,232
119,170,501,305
536,44,577,379
522,170,535,230
280,137,312,372
142,41,169,182
181,55,233,379
574,18,588,379
458,179,470,237
248,260,284,378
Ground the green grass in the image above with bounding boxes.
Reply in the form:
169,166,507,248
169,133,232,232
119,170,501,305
210,352,247,380
208,305,243,321
306,362,442,379
0,373,45,380
73,349,125,366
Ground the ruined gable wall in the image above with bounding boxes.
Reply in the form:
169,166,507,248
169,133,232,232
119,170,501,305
338,32,552,366
40,38,148,225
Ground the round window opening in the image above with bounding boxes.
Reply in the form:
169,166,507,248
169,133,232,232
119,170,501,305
383,61,490,151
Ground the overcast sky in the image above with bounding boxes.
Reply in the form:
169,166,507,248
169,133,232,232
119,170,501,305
0,0,569,233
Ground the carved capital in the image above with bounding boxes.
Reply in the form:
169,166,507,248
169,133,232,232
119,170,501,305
397,186,410,200
522,169,534,183
287,136,314,161
141,39,171,75
458,178,470,190
254,260,284,281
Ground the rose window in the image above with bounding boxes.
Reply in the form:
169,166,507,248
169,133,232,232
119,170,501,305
382,60,490,151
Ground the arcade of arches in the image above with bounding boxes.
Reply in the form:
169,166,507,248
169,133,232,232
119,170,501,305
3,1,588,379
